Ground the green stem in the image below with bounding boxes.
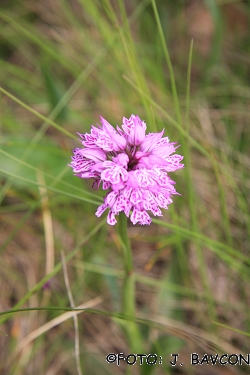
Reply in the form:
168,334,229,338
118,212,133,274
117,213,143,353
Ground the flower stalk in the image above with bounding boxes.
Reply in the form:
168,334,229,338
117,213,143,353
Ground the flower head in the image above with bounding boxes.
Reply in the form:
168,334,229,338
69,115,184,225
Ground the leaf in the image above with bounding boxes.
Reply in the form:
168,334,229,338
41,62,68,122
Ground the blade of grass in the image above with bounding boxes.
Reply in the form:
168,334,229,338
0,168,100,206
37,171,55,276
61,251,83,375
103,0,156,131
212,321,250,338
0,217,106,325
184,39,217,325
0,45,107,204
151,0,182,126
152,218,250,270
0,148,103,202
0,87,75,139
0,307,240,354
0,166,101,254
9,297,102,365
0,12,80,76
123,75,211,158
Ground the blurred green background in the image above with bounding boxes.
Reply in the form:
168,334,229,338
0,0,250,374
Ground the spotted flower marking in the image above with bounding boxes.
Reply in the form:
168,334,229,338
69,115,184,225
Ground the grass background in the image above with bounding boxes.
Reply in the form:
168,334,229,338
0,0,250,374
